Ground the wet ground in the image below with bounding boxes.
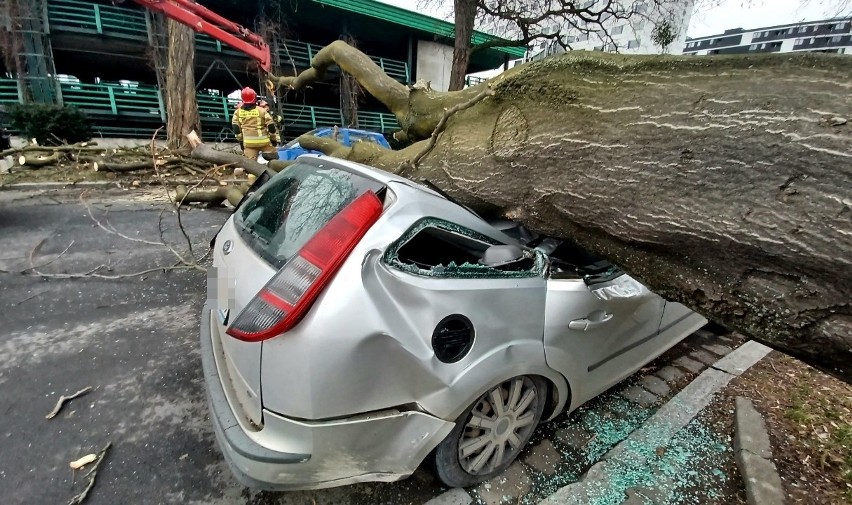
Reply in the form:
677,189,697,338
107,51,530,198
0,189,743,505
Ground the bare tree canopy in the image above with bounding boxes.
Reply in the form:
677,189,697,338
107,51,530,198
270,42,852,383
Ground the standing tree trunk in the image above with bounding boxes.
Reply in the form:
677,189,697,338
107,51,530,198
448,0,477,91
1,0,32,103
270,44,852,383
165,19,200,151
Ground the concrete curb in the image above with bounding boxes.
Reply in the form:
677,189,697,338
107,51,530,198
0,179,248,191
734,397,787,505
538,340,772,505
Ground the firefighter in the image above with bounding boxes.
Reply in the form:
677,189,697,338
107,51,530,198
231,87,279,161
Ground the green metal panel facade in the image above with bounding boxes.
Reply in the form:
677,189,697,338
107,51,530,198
312,0,526,57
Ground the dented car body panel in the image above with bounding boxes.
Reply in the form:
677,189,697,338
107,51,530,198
201,155,707,490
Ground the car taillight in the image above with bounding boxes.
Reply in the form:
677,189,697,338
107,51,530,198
226,190,383,342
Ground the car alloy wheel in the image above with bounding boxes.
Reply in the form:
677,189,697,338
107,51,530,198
434,375,546,487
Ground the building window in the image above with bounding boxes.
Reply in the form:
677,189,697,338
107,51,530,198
749,44,758,50
627,40,640,49
593,45,603,51
830,35,842,43
634,20,645,30
578,33,589,41
612,25,624,35
794,38,804,45
787,28,795,34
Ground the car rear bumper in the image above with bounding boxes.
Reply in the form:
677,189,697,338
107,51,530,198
200,302,455,490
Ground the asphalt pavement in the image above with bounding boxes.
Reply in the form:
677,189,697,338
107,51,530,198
0,188,747,505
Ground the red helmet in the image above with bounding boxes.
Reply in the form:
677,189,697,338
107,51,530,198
240,87,257,104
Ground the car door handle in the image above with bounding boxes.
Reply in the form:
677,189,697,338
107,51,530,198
569,313,614,331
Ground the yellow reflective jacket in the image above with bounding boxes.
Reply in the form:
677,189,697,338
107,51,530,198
232,105,274,147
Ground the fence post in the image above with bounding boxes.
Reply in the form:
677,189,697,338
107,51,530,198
156,88,166,121
107,86,118,115
222,96,230,123
310,107,316,129
94,4,103,34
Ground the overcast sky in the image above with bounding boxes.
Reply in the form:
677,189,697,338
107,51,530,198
377,0,843,38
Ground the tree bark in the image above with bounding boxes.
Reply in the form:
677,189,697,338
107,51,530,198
272,44,852,383
449,0,477,91
188,143,271,178
165,19,200,151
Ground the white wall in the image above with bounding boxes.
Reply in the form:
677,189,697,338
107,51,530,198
416,41,454,92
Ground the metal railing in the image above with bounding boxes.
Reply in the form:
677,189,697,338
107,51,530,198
358,110,400,132
0,79,23,105
370,55,410,82
59,81,164,119
3,77,398,135
48,0,148,40
465,75,488,87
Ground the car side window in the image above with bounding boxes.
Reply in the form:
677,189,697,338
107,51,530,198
383,218,544,279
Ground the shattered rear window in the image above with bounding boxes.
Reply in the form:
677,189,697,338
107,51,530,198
235,160,384,268
383,218,545,279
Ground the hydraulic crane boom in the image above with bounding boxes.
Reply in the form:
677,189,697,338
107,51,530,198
133,0,271,72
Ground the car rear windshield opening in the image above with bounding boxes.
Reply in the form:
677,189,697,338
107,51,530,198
235,161,385,268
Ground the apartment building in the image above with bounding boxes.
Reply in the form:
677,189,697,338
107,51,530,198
683,18,852,56
530,0,695,60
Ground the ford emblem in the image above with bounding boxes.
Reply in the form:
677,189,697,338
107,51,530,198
222,240,233,255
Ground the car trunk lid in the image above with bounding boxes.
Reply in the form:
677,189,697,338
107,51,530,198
221,159,385,423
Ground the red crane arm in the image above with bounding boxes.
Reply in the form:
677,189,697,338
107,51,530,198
134,0,271,72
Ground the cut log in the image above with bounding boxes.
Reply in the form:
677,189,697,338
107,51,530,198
18,153,61,168
174,183,249,207
274,44,852,383
93,160,154,173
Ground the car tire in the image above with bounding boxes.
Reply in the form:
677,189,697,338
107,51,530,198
434,375,547,488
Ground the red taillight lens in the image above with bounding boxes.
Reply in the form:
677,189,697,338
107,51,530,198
226,190,383,342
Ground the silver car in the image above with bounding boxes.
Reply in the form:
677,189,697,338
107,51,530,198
201,155,706,490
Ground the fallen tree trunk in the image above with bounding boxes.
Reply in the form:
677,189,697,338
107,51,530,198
273,46,852,382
